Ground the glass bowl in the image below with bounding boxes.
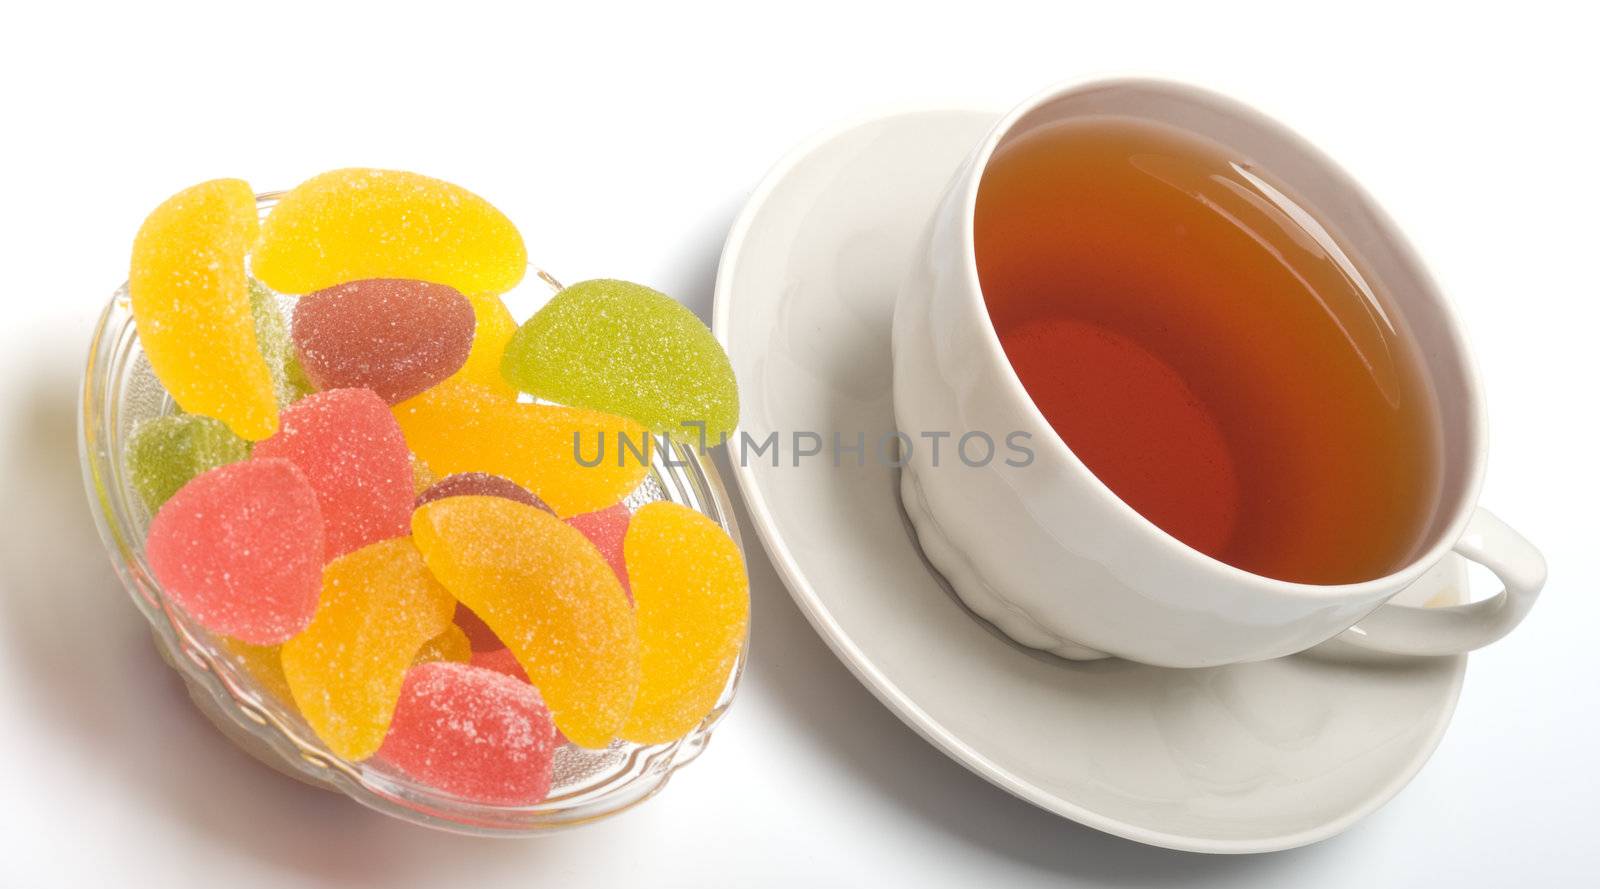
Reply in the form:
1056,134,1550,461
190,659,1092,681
78,193,747,834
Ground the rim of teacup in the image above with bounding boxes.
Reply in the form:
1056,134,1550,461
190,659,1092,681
950,77,1488,602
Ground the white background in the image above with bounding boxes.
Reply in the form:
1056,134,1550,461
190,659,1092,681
2,2,1596,886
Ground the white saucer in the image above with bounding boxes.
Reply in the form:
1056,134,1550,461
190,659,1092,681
712,108,1468,854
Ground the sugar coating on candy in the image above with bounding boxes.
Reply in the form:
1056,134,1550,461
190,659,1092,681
281,537,455,761
454,604,505,652
249,281,315,407
254,388,414,560
466,649,568,747
292,278,475,404
446,293,520,400
412,496,639,748
415,472,552,513
251,169,528,296
378,662,558,806
413,623,473,666
501,279,739,444
621,502,749,744
130,178,279,440
221,638,295,709
125,414,250,510
567,503,632,600
410,453,436,495
394,380,650,517
145,459,323,644
469,647,529,683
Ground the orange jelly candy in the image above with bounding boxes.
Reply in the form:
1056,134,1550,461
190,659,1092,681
250,168,527,296
394,379,650,517
129,178,278,440
412,623,473,666
281,537,455,760
221,638,294,708
621,502,749,744
445,293,521,401
411,496,639,748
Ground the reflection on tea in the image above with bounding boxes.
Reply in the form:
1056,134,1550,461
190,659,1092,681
975,117,1441,585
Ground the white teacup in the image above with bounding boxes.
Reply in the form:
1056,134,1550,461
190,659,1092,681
892,79,1546,668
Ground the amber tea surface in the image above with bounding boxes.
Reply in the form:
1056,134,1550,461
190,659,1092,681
975,116,1442,585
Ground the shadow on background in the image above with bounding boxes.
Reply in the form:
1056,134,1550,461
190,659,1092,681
0,213,746,885
715,445,1342,885
0,367,589,885
4,224,1335,887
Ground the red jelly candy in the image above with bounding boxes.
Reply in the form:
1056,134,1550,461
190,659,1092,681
455,603,506,652
469,647,528,683
567,503,631,599
253,388,413,560
468,649,567,747
415,472,552,514
146,459,324,644
291,278,475,404
378,662,558,805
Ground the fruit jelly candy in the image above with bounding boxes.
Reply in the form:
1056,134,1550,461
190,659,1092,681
410,453,436,494
250,169,527,296
469,647,529,683
413,623,473,666
221,638,295,709
446,293,520,400
567,503,632,600
253,388,414,561
378,662,557,806
145,459,323,644
125,414,250,510
394,379,649,517
292,278,475,404
500,279,739,444
621,502,748,744
249,280,315,407
415,472,552,514
412,496,639,748
130,178,279,440
454,603,505,652
468,649,567,747
282,537,455,760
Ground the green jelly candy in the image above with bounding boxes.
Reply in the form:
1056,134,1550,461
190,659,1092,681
249,280,315,407
500,279,738,444
125,414,251,510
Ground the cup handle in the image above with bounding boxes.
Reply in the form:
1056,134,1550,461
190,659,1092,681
1336,507,1547,656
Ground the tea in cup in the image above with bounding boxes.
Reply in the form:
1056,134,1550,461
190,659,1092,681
893,79,1545,667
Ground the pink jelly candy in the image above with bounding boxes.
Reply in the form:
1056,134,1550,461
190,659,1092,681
291,279,475,404
146,459,324,644
378,661,558,805
567,503,632,600
415,472,552,514
252,388,413,560
466,650,567,746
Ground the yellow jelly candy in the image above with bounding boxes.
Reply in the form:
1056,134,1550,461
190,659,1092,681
281,537,455,760
221,638,294,708
412,623,472,665
445,293,520,400
129,179,279,440
410,452,436,495
394,380,650,516
621,502,749,743
412,496,639,748
250,169,527,296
